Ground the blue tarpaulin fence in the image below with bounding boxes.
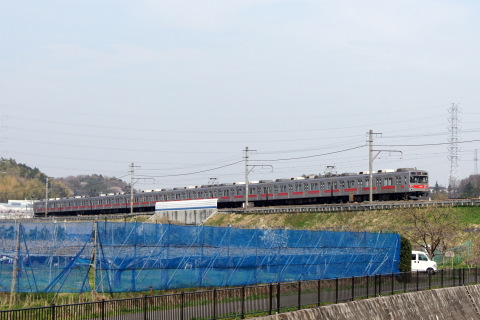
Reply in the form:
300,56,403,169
0,221,400,293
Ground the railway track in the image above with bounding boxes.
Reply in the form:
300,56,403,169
6,199,480,222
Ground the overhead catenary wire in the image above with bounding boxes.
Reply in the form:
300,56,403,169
136,160,243,178
251,145,366,162
376,139,480,147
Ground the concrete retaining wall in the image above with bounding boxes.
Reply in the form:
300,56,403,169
150,208,216,225
254,284,480,320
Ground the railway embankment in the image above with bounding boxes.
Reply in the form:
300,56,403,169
253,284,480,320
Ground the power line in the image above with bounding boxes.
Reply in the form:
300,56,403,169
137,161,243,178
251,145,365,162
376,139,480,147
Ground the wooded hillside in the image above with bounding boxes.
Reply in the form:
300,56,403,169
0,159,129,202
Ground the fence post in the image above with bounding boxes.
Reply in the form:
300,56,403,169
403,273,407,293
366,275,369,298
428,272,431,290
241,286,245,319
277,283,281,314
476,267,478,284
213,289,217,319
374,275,377,296
51,303,56,320
391,273,394,296
297,281,301,310
378,274,382,296
269,284,273,315
101,299,105,320
317,279,321,307
335,278,339,303
416,272,419,291
351,277,355,301
143,295,147,320
441,269,444,288
181,292,185,320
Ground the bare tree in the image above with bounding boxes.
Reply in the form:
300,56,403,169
402,207,463,259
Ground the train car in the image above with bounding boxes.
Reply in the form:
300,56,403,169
33,168,429,217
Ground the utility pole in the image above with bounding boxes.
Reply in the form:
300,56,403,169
45,177,50,217
243,147,271,209
367,130,402,203
368,130,381,203
244,147,259,209
129,162,140,214
244,147,252,208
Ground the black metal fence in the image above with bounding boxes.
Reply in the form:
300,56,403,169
1,268,478,320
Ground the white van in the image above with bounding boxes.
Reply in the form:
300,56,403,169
411,250,437,275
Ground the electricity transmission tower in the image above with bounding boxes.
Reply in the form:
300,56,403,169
475,149,478,175
447,103,460,193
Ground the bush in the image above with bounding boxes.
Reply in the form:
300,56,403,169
399,235,412,273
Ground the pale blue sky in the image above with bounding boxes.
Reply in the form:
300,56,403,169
1,0,480,189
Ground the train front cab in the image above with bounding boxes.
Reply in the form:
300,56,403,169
407,169,429,199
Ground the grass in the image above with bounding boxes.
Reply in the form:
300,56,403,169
205,206,480,233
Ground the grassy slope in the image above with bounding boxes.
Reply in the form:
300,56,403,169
206,207,480,233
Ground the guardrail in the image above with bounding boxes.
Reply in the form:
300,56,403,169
1,268,478,320
221,199,480,215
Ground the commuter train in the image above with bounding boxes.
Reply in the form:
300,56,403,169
33,168,429,217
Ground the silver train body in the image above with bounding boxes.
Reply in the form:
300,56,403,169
33,168,429,217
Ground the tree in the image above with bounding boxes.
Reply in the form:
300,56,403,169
461,182,476,198
458,175,480,198
402,207,463,259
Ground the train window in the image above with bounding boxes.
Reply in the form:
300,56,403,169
396,176,402,185
320,182,325,190
249,187,256,195
280,185,287,193
304,183,309,191
263,187,268,194
357,179,363,188
340,181,345,189
311,183,318,191
384,178,393,186
295,184,302,192
347,180,355,188
376,178,382,187
289,184,293,192
410,175,428,183
365,180,370,188
224,190,230,197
